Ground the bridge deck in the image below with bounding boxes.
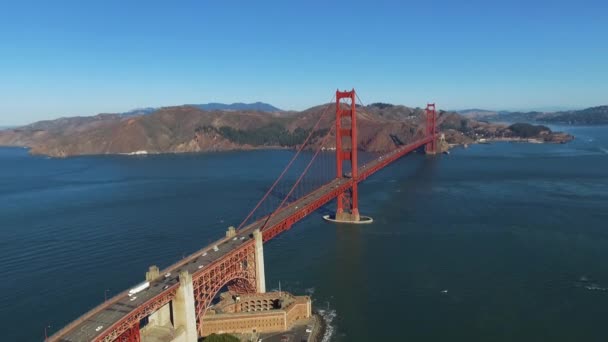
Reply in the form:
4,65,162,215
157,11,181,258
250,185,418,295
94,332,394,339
51,137,431,342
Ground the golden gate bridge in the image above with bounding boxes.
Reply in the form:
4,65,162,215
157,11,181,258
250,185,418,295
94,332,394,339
49,89,440,342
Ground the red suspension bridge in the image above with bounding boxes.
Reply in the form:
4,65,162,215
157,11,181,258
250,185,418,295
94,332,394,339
49,89,440,342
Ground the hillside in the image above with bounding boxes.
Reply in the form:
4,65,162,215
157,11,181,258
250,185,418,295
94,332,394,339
459,106,608,125
457,109,501,119
0,103,573,157
542,106,608,125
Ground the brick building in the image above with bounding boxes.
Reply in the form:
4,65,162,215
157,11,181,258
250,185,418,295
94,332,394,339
202,291,311,336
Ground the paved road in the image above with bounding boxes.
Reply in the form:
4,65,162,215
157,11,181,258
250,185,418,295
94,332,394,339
260,324,310,342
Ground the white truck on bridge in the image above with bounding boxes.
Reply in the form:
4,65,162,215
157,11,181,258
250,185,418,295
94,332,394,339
128,282,150,296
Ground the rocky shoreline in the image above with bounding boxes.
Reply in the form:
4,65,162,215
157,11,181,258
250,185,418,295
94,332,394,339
447,135,574,149
2,130,574,158
308,313,326,342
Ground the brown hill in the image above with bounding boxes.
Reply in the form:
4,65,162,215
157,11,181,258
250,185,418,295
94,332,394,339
0,103,572,157
0,104,430,157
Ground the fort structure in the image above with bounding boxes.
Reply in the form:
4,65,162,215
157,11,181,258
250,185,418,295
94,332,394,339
202,291,312,336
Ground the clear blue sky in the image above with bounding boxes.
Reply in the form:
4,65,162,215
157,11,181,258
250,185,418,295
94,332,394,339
1,0,607,125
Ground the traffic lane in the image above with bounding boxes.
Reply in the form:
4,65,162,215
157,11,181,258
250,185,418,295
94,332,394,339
64,280,173,341
62,300,141,341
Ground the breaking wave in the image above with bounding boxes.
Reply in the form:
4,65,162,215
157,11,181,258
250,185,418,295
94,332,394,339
318,308,337,342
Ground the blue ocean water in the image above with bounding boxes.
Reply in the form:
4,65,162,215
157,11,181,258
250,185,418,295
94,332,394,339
0,125,607,341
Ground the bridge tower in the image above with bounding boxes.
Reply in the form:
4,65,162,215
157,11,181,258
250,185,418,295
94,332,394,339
326,89,372,224
425,103,438,154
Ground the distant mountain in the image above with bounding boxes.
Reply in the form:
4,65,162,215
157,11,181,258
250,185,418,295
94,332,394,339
189,102,282,112
120,102,282,117
542,106,608,125
457,109,501,119
121,107,158,116
494,111,546,123
458,106,608,125
0,101,575,157
457,109,499,116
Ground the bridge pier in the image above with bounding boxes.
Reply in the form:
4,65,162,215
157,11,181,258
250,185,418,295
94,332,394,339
141,303,173,342
146,265,161,282
226,226,236,238
253,229,266,293
148,303,172,328
173,271,198,342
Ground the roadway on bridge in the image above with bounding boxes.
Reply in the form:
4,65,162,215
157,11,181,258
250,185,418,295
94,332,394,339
58,234,253,341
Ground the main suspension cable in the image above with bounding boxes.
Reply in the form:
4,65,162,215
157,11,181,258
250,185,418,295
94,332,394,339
236,96,336,230
260,123,336,231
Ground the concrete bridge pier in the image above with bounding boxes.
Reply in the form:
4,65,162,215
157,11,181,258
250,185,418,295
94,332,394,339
146,265,161,282
253,229,266,293
173,270,198,342
141,266,177,341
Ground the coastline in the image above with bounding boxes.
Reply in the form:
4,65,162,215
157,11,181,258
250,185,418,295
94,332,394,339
308,313,326,342
446,135,575,151
0,144,295,159
0,130,576,158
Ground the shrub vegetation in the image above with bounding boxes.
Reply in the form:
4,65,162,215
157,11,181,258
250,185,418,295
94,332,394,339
202,124,329,147
508,123,551,137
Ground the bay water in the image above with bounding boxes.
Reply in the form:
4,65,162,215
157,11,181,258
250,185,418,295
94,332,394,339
1,125,607,341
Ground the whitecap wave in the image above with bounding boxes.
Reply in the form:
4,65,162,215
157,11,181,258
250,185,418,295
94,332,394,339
318,308,337,342
585,284,607,291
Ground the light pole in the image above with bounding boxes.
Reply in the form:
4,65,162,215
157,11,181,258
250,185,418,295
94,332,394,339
44,324,51,341
104,289,110,302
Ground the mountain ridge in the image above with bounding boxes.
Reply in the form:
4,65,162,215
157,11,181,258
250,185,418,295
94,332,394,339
0,102,573,157
121,102,282,117
457,105,608,124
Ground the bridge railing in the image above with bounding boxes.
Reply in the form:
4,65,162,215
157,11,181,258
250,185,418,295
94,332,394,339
358,135,433,181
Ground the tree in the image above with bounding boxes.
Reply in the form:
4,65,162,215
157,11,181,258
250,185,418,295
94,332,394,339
508,123,551,138
206,124,319,147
